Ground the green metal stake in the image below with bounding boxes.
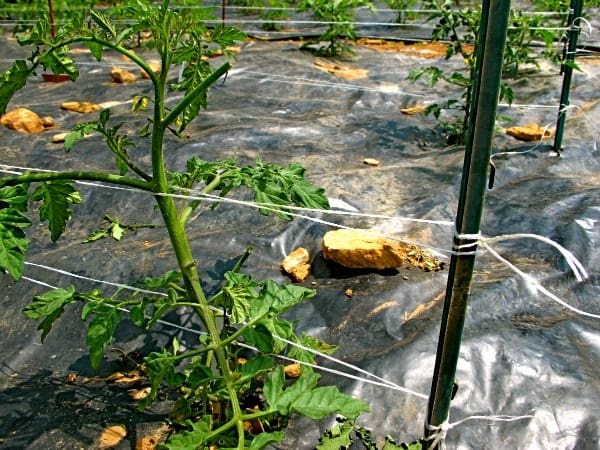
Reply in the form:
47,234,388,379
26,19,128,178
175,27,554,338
424,0,511,448
553,0,584,153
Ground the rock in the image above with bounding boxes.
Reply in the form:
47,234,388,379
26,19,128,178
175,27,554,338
363,158,380,166
505,123,553,142
400,105,426,115
0,107,45,133
322,228,444,271
110,66,138,83
61,101,102,113
52,132,69,143
40,116,54,128
281,247,311,282
284,363,302,378
141,62,161,79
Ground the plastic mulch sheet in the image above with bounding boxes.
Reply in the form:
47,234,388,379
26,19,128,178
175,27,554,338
1,5,599,449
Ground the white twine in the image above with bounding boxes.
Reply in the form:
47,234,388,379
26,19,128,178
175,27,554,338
426,414,534,449
20,268,428,399
2,160,596,319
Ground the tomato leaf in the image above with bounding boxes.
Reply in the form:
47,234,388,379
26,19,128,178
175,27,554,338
0,206,32,280
22,286,78,341
85,304,122,369
32,181,82,242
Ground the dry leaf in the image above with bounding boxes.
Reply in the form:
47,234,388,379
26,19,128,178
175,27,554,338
129,387,152,401
314,59,368,80
135,436,159,450
98,425,127,449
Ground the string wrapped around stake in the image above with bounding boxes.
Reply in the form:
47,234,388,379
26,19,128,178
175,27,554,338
1,163,596,320
425,414,534,449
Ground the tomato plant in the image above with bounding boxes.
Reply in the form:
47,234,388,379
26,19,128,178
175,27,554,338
0,1,369,448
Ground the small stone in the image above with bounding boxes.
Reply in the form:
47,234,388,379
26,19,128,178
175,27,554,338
67,373,77,384
40,116,54,128
61,101,102,113
281,247,311,282
400,105,426,115
284,363,302,378
52,132,69,143
0,108,45,133
110,66,137,83
141,62,161,79
505,124,553,142
363,158,380,166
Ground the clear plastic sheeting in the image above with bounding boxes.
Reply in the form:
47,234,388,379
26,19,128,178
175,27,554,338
1,17,599,450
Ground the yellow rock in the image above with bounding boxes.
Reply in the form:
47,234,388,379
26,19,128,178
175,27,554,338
363,158,380,166
284,363,302,378
110,66,138,83
281,247,311,282
52,132,69,143
0,107,45,133
505,123,553,142
323,229,406,270
400,105,426,115
322,229,444,272
61,101,102,113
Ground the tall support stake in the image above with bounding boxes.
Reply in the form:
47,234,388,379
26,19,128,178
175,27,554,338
424,0,510,447
553,0,584,153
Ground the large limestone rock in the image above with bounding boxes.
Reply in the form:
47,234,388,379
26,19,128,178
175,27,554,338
0,107,52,133
322,229,443,272
505,123,553,142
110,67,137,83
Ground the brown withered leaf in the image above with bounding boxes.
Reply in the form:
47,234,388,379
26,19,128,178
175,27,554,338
97,425,127,449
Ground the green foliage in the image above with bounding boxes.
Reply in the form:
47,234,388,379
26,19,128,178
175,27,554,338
264,366,370,419
169,157,330,221
0,185,31,280
22,285,78,341
0,2,367,448
317,416,424,449
83,213,157,243
385,0,418,24
297,0,375,56
31,181,82,242
411,0,563,145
